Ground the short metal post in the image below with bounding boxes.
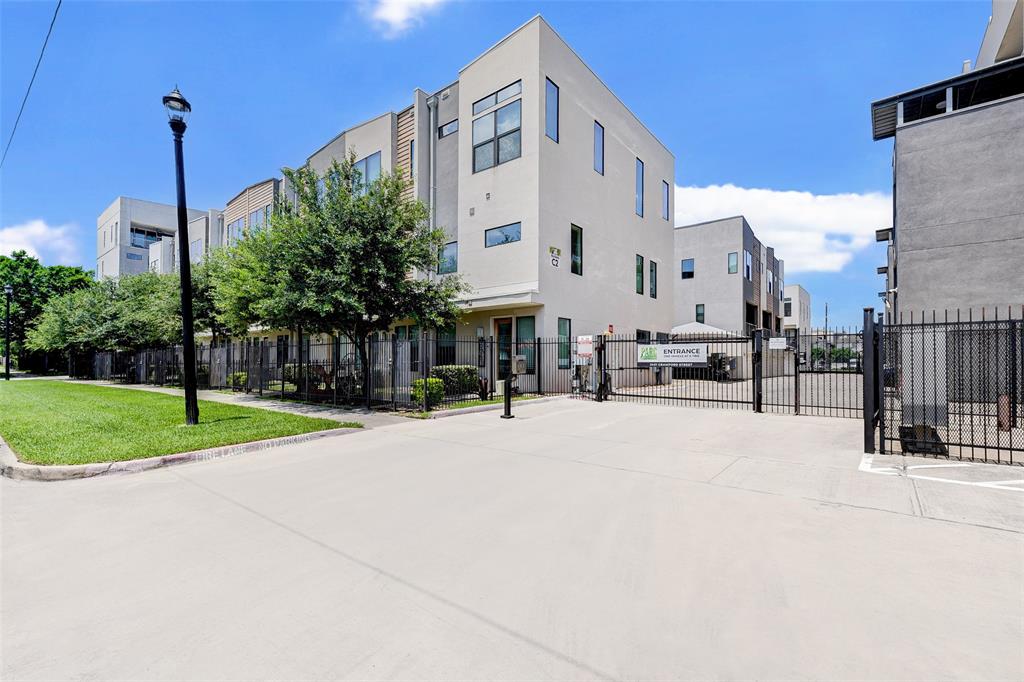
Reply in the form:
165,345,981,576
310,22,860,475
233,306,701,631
862,307,877,453
752,329,763,413
793,349,800,415
595,336,606,402
421,332,428,413
501,366,514,419
536,336,543,395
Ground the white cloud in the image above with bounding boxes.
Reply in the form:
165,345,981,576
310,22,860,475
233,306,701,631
365,0,448,37
675,184,892,274
0,219,81,266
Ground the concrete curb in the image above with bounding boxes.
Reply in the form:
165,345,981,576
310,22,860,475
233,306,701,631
0,427,358,482
425,394,569,419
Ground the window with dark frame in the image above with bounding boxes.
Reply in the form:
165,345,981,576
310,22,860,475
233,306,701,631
570,225,583,275
696,304,705,324
728,251,738,274
545,77,559,142
515,315,536,374
635,158,644,216
472,80,521,115
593,121,604,174
681,258,694,279
650,260,658,299
438,119,458,138
485,222,521,247
635,254,644,294
744,250,752,280
472,99,521,172
784,298,792,317
438,241,457,274
557,317,571,369
662,181,670,220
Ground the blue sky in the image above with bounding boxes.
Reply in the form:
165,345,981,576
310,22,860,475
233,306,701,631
0,0,991,327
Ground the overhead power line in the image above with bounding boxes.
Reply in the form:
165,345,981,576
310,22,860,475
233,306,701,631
0,0,63,170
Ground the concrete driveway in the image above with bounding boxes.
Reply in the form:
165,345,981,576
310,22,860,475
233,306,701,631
3,400,1022,680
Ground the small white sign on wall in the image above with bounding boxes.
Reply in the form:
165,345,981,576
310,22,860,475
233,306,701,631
768,337,788,350
549,246,561,267
576,335,594,358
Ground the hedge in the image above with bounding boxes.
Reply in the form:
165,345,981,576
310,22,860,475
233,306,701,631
411,378,445,408
429,364,478,396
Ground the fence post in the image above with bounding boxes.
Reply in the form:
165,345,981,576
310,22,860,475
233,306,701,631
536,336,543,395
391,333,398,411
421,332,428,413
366,335,373,409
862,307,877,454
595,336,606,402
752,329,763,413
1010,320,1019,430
793,348,800,415
488,336,495,400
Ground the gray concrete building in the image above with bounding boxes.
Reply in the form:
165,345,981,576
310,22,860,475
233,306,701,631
673,216,784,335
870,0,1023,321
96,197,207,279
783,284,811,339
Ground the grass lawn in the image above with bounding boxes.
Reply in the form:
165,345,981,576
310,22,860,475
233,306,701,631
0,381,356,466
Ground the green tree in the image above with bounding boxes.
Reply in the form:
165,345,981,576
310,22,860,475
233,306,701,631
0,250,92,368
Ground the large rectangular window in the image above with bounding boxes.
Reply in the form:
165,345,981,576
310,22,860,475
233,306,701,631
354,151,382,194
249,209,263,230
635,254,644,294
473,99,521,172
650,260,658,299
681,258,694,279
662,181,670,220
472,80,521,115
438,241,457,274
784,298,793,317
728,252,738,274
545,77,559,142
515,315,536,374
635,158,644,216
485,222,521,247
557,317,571,369
744,250,752,280
593,121,604,174
570,225,583,276
696,304,705,323
129,227,165,249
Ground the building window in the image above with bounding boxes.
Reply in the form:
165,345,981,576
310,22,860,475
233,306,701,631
557,317,571,369
570,225,583,276
593,121,604,174
662,181,670,220
485,222,521,247
636,329,651,343
472,80,521,115
438,241,457,274
438,119,458,138
784,298,792,317
545,77,559,142
744,250,752,280
635,158,644,216
126,252,145,261
409,140,414,171
681,258,694,279
728,252,738,274
249,209,263,230
696,304,705,323
354,151,382,194
516,315,536,374
767,270,774,294
650,260,658,299
436,325,456,366
226,217,245,245
129,227,165,249
635,254,644,294
473,99,521,172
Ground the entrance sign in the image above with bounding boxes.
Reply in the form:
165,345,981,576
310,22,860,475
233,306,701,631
576,335,594,359
768,337,788,350
637,343,708,366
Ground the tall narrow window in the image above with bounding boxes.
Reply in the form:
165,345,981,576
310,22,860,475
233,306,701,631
593,121,604,174
635,254,644,294
438,241,457,274
545,78,559,142
681,258,694,279
570,225,583,276
516,315,536,374
744,250,752,280
662,181,670,220
635,158,644,216
557,317,572,369
728,251,738,274
696,304,705,323
650,260,658,299
784,298,792,317
409,140,415,170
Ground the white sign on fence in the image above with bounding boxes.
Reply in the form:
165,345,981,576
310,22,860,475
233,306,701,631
576,335,594,359
637,343,708,366
768,337,788,350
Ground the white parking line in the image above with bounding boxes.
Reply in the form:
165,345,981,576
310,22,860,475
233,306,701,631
859,453,1024,491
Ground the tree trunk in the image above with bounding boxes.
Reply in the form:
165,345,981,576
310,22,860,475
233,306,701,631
355,329,370,407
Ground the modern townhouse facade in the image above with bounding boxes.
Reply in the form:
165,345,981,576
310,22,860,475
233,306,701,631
870,0,1023,321
223,178,284,247
302,16,675,348
96,197,205,279
783,284,811,339
673,216,784,335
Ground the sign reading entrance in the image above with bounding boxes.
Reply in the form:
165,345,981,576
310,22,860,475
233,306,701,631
637,343,708,366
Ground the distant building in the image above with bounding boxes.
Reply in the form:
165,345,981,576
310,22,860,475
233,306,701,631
870,0,1023,320
96,197,206,279
673,216,784,335
783,285,811,340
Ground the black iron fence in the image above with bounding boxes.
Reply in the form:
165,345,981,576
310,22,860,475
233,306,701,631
88,334,593,411
866,310,1023,464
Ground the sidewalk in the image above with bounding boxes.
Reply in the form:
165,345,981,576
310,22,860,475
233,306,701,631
70,380,408,429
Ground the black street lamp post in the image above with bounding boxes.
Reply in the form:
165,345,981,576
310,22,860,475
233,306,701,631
163,87,199,424
4,284,12,381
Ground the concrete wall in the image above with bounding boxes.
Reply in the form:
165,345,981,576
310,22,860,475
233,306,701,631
674,218,746,332
434,82,460,242
96,197,203,279
894,95,1024,318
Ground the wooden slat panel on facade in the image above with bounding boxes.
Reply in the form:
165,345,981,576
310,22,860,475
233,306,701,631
396,106,415,200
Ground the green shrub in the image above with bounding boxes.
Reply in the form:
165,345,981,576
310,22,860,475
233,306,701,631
411,378,445,408
227,371,248,388
430,364,478,396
